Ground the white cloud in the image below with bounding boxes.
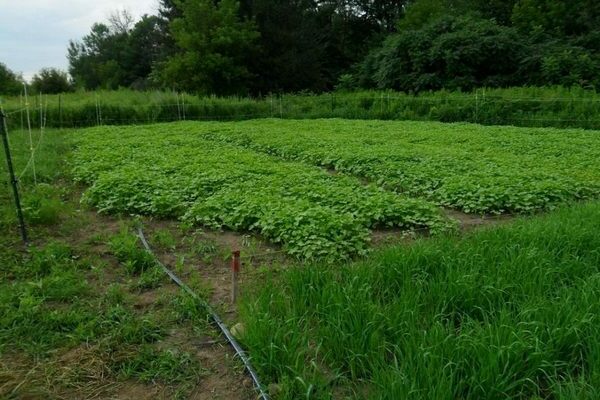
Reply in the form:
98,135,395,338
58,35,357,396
0,0,159,78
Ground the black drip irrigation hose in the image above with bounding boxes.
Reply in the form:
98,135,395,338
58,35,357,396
137,227,270,400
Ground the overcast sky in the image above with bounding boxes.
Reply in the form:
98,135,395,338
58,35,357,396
0,0,158,80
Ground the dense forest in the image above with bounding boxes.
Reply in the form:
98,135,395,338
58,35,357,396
2,0,600,95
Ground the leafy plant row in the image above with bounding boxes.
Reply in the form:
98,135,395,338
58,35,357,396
72,125,450,260
198,119,600,214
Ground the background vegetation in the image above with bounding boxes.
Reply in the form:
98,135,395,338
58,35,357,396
2,0,600,96
3,87,600,131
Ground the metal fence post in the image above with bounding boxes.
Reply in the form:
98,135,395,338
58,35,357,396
475,90,479,124
58,94,63,129
0,111,28,244
279,94,283,118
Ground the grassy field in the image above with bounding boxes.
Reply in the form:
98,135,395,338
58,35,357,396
239,202,600,399
2,86,600,130
1,117,600,398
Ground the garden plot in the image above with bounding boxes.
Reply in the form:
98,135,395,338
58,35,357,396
72,124,449,260
197,118,600,214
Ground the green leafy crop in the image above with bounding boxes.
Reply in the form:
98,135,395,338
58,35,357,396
72,124,449,260
198,118,600,214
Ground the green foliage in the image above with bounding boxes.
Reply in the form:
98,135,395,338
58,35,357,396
156,0,259,95
0,242,91,353
114,345,204,385
72,123,449,260
170,291,210,327
25,242,74,277
6,87,600,131
399,0,518,29
57,0,600,94
22,183,65,225
134,265,166,290
523,40,600,88
100,304,166,346
151,229,177,251
240,202,600,398
64,0,410,94
0,189,209,397
359,16,526,91
0,62,23,95
183,233,217,263
0,127,71,241
245,0,338,93
200,118,600,214
68,23,122,89
6,87,600,132
358,4,600,93
109,228,156,274
68,15,166,90
511,0,600,38
30,68,73,94
124,15,168,90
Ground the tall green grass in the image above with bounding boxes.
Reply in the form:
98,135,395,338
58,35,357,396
0,128,71,234
2,86,600,130
1,90,273,130
240,202,600,399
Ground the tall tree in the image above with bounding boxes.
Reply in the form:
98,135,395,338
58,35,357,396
156,0,259,95
125,16,165,88
512,0,600,38
244,0,328,93
67,22,129,89
398,0,518,29
68,14,165,90
241,0,407,93
156,0,182,60
346,0,407,32
107,9,135,34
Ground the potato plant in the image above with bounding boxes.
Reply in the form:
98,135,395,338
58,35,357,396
72,124,450,260
197,119,600,214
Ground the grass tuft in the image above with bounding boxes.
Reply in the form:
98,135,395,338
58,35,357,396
109,227,156,275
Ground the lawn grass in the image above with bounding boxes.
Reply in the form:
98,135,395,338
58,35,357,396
239,201,600,399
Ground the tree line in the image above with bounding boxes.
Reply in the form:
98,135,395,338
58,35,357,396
0,64,72,96
1,0,599,96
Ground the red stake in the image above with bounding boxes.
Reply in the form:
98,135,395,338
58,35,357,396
231,250,241,303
